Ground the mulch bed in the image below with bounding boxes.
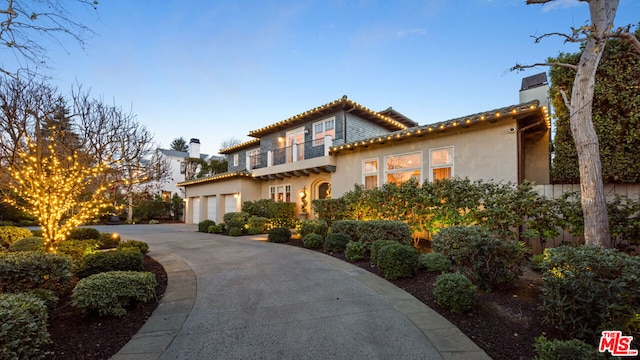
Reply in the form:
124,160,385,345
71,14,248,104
44,256,168,360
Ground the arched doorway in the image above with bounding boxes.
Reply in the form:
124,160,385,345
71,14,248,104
317,182,331,199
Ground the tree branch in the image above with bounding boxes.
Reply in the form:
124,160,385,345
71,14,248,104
609,26,640,54
511,62,578,72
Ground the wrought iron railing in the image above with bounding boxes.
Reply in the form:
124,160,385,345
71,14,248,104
248,138,329,169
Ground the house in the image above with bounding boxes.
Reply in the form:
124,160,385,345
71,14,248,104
179,74,551,224
156,138,211,200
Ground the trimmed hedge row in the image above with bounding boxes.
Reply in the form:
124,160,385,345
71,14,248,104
330,220,411,245
0,226,33,249
0,251,73,295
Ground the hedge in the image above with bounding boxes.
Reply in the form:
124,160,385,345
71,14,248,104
0,293,50,360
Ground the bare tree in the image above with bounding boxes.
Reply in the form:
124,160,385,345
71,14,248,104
0,0,98,77
513,0,640,248
0,75,168,249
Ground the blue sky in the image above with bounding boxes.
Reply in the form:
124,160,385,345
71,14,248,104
38,0,640,157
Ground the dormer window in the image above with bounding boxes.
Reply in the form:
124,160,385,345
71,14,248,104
313,117,335,146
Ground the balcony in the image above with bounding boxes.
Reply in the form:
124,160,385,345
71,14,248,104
249,136,337,180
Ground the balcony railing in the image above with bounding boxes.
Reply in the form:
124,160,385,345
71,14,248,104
247,136,332,170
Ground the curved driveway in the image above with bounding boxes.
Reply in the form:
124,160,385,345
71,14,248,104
100,224,489,360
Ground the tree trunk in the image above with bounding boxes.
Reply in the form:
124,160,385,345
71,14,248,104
569,0,617,247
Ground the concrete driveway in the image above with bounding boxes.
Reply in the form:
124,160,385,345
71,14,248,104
94,224,488,360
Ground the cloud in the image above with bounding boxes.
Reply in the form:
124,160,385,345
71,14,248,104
396,28,427,38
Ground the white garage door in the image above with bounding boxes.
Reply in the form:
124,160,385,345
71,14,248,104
224,194,239,214
192,197,200,224
206,195,217,222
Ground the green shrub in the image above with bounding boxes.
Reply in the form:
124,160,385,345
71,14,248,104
8,236,46,252
97,232,121,249
529,253,545,272
31,229,43,237
57,239,100,263
532,336,601,360
148,219,160,224
418,253,452,273
0,251,73,295
198,219,216,232
358,220,412,245
247,216,269,233
302,233,323,249
330,220,362,242
539,245,640,343
267,217,299,230
223,211,250,230
68,227,101,240
208,224,225,233
0,293,50,360
24,288,59,315
345,241,366,262
311,198,347,225
0,220,15,226
299,219,329,238
268,227,291,243
266,202,296,222
432,226,527,290
370,240,398,265
72,271,157,317
0,226,33,249
433,272,477,313
117,239,149,255
77,248,144,278
228,227,243,236
242,199,273,218
375,242,418,279
323,233,351,253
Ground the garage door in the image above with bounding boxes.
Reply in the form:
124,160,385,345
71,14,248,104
191,197,200,224
206,195,217,222
224,194,239,214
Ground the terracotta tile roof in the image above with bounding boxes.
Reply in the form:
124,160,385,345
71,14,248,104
329,100,550,154
247,95,410,138
177,170,255,186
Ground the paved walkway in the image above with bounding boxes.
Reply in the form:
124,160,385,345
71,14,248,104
97,224,490,360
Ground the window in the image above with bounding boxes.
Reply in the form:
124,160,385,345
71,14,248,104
430,147,454,181
233,153,239,167
248,149,260,169
161,191,171,202
313,117,335,146
269,184,291,202
362,159,379,190
384,152,422,185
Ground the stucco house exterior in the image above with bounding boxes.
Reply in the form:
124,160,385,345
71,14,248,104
179,75,551,224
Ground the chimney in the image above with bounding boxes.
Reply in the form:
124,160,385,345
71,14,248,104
519,73,550,108
188,138,200,159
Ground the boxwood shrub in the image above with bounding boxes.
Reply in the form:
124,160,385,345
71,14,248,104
299,219,329,238
433,272,477,314
374,242,419,279
345,241,366,262
323,233,351,253
77,248,144,278
72,271,157,317
198,219,216,232
268,227,291,243
370,240,398,265
0,226,33,249
8,236,46,252
68,227,101,240
97,232,121,249
418,252,452,273
117,240,149,255
330,220,361,242
532,336,600,360
302,233,323,249
0,293,50,360
247,216,269,234
0,251,73,295
358,220,412,245
539,245,640,343
223,212,250,230
57,239,100,263
228,227,243,236
432,225,527,290
208,224,225,234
